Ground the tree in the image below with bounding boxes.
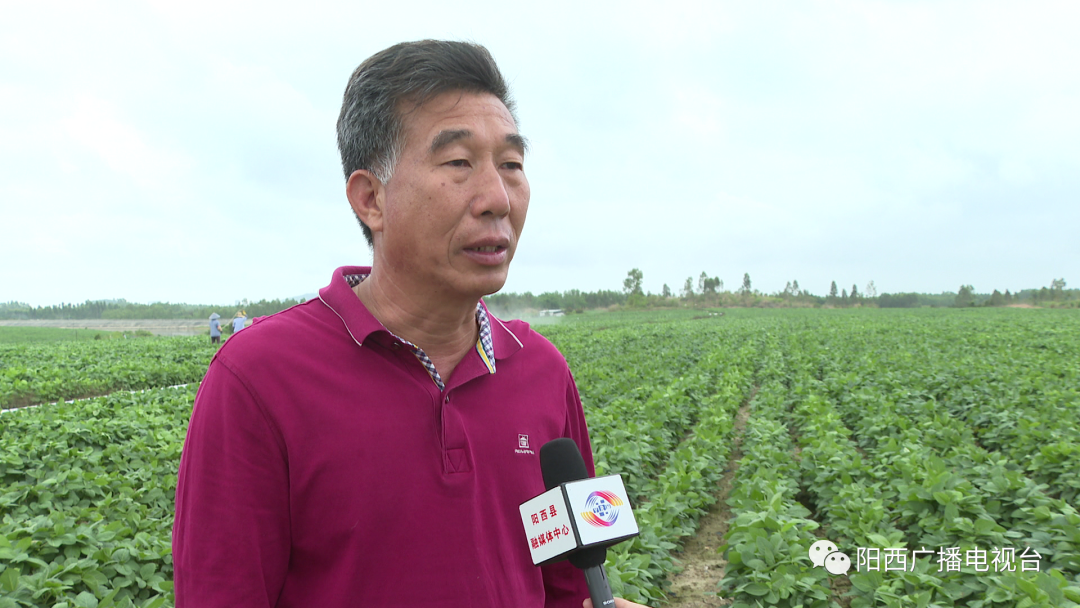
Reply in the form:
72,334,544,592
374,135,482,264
792,280,800,296
740,273,752,295
681,277,695,298
829,281,838,299
662,284,672,298
783,281,794,298
841,288,848,304
990,289,1005,306
702,276,720,294
623,269,644,296
865,280,877,298
537,292,561,309
956,285,975,307
1051,278,1067,301
850,284,859,299
698,272,707,294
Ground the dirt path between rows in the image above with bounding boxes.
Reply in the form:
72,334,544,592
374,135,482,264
663,388,756,607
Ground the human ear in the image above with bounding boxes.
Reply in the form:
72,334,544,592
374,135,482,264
346,170,385,234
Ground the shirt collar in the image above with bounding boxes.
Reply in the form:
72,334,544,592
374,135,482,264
318,266,522,379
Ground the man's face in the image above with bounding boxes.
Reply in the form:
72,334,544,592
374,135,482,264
375,91,529,302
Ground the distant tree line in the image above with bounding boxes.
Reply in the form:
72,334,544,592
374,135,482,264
626,271,1079,310
5,278,1075,320
953,278,1077,308
0,298,307,321
878,292,957,308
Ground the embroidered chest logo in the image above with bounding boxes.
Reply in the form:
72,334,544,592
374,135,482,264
515,434,534,455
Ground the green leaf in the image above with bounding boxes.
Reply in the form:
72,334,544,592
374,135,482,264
97,588,121,608
743,583,770,596
82,569,110,591
756,535,776,566
1015,577,1040,597
0,566,19,593
744,558,767,570
75,591,100,608
849,574,877,593
151,580,173,593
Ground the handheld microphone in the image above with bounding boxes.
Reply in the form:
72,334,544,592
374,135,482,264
520,438,639,608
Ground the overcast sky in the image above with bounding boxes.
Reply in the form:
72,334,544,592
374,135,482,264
3,0,1077,307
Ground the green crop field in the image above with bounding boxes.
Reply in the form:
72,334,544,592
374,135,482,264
0,338,215,410
1,308,1078,607
0,329,126,345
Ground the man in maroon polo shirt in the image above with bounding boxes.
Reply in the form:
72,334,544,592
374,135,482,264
172,41,650,608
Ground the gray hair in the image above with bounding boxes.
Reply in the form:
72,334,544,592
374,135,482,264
337,40,519,246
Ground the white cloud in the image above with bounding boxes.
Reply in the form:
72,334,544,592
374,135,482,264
58,95,193,187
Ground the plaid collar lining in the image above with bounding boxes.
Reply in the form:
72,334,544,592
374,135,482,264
344,273,496,391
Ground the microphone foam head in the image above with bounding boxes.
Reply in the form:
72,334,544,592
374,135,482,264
539,438,588,490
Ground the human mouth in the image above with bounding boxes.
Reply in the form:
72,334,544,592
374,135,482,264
463,239,511,266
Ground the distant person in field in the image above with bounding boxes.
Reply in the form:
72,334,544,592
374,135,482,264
208,313,222,344
230,310,247,334
172,40,649,608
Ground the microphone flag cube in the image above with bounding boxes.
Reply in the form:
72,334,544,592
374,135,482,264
519,474,640,566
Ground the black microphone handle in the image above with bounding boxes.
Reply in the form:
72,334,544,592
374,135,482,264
583,564,615,608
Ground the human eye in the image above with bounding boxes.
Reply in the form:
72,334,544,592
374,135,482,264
502,160,524,171
446,159,471,168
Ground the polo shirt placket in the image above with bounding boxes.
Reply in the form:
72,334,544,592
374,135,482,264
336,273,503,474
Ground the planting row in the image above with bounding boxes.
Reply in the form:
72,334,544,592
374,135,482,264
542,318,761,603
0,338,214,409
603,344,753,602
789,371,1079,607
713,311,1080,608
0,386,191,607
717,337,835,608
809,311,1080,503
779,316,1080,607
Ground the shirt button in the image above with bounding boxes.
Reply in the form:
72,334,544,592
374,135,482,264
444,396,450,403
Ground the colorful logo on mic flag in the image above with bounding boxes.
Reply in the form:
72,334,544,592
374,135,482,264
580,490,623,527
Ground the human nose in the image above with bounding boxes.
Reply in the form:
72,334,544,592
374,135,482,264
471,160,511,218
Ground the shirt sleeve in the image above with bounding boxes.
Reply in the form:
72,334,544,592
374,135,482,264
541,368,594,608
172,355,290,607
564,370,595,477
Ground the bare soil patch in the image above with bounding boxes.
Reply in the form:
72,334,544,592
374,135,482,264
663,388,756,607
